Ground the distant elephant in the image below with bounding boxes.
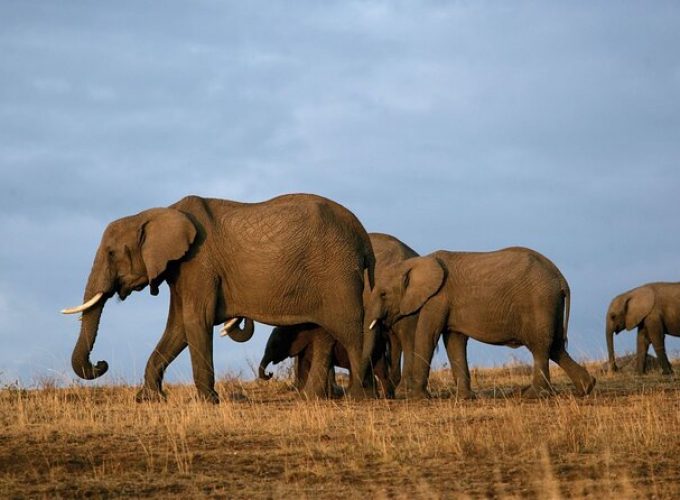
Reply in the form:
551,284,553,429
367,247,596,399
61,194,375,402
606,282,679,375
257,233,419,398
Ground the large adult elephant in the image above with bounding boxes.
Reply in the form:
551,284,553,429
61,194,375,402
257,233,419,398
606,282,680,375
367,247,596,399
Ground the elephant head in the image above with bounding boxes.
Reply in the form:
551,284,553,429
368,256,446,331
61,207,255,380
606,287,655,371
258,326,317,381
62,208,197,379
259,326,294,380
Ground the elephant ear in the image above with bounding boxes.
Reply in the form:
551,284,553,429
624,287,655,330
399,257,446,317
140,208,197,283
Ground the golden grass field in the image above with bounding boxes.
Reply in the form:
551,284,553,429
1,359,678,499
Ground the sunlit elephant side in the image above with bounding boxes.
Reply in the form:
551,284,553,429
62,194,375,402
606,282,680,375
257,233,419,397
367,247,596,399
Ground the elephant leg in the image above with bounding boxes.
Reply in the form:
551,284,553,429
185,320,219,403
550,344,596,396
137,294,187,402
324,319,373,399
296,347,313,390
645,320,673,375
301,331,334,399
635,329,651,374
388,330,402,392
372,352,393,398
522,348,553,398
396,322,416,397
409,299,448,399
443,331,474,399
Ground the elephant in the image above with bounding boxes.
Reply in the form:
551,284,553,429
367,247,596,399
61,194,376,402
257,232,419,398
258,323,392,397
606,282,680,375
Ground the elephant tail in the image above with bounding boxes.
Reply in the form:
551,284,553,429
561,279,571,349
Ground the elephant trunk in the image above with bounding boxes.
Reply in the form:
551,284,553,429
227,318,255,343
259,351,274,380
606,322,618,372
71,248,114,380
361,324,378,389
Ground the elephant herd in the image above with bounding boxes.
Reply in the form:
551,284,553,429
61,194,677,402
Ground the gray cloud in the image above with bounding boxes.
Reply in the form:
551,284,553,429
1,1,680,385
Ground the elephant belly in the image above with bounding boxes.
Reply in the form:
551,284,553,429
449,311,526,348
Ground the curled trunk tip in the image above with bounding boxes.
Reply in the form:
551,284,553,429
259,359,273,380
223,318,255,343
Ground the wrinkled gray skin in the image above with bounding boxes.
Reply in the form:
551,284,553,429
258,233,419,398
606,282,680,375
368,247,596,399
67,194,375,403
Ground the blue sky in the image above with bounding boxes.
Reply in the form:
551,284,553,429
1,1,680,386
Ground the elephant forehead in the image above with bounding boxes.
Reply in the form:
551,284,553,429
103,218,135,241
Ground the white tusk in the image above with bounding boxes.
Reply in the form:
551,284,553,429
61,292,104,315
369,319,378,330
220,317,241,337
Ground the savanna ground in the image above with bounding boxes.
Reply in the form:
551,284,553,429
0,357,678,499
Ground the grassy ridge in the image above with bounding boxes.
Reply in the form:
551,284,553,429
0,362,678,498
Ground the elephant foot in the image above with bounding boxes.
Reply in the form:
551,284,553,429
346,384,376,400
135,386,167,403
301,384,329,400
195,389,220,404
520,385,554,399
575,376,596,396
330,384,346,399
661,369,673,376
455,389,476,400
399,388,430,400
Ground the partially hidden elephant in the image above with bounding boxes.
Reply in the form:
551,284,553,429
606,282,680,375
257,233,419,398
367,247,596,399
258,323,392,397
61,194,375,402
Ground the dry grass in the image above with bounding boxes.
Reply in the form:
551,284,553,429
1,360,678,499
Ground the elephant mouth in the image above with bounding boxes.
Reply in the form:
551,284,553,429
117,277,148,300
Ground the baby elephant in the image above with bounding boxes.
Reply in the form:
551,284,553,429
606,282,680,375
367,247,596,399
259,324,393,397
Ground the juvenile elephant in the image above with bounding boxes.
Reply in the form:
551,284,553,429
257,233,419,398
61,194,375,402
258,323,392,397
606,282,680,375
367,247,596,399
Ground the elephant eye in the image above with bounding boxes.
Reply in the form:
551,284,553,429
380,291,387,298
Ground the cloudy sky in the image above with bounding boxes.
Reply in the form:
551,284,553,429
1,2,679,387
